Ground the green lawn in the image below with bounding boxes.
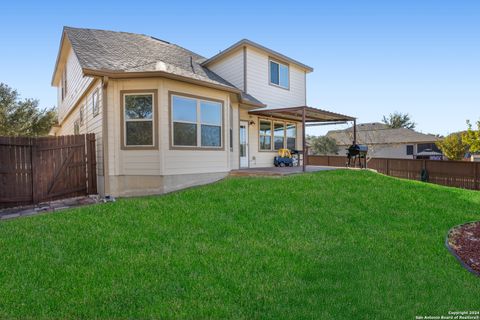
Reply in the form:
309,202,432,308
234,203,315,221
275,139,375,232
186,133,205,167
0,170,479,319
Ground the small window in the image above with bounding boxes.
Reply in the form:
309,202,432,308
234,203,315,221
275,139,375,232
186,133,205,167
92,89,99,117
61,66,67,101
406,145,414,155
73,119,80,135
274,122,285,150
259,120,272,150
269,60,289,89
79,105,84,126
171,94,223,148
123,93,154,147
286,123,296,149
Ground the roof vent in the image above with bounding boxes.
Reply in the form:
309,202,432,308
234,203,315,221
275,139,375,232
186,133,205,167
155,61,167,71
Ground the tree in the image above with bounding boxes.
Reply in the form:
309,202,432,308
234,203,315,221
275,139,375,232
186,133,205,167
436,133,468,160
307,135,339,155
0,83,57,137
462,120,480,153
382,112,416,129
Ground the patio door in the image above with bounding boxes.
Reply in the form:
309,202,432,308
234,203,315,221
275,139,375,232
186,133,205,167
240,121,249,168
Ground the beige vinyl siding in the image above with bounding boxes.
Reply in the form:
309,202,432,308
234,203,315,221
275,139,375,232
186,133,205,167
107,78,235,177
57,42,94,123
207,48,244,90
246,46,306,108
56,80,104,176
239,108,303,168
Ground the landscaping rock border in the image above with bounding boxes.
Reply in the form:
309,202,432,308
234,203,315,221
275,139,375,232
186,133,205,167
445,221,480,277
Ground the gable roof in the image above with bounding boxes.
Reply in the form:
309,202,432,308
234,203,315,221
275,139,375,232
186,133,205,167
327,122,439,145
201,39,314,72
51,27,265,107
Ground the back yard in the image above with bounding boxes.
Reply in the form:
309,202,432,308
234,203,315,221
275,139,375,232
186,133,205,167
0,170,479,319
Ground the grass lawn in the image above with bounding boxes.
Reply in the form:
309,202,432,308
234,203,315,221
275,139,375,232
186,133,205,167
0,170,479,319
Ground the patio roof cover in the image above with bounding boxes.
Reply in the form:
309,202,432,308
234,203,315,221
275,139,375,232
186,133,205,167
248,106,355,123
249,106,356,172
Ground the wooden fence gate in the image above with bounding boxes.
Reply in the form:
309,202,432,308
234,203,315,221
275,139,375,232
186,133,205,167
0,134,97,209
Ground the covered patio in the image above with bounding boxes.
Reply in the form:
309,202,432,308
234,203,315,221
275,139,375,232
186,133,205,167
248,106,356,172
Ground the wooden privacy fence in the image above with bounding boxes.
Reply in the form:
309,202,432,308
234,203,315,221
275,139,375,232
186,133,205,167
307,155,480,191
0,134,97,209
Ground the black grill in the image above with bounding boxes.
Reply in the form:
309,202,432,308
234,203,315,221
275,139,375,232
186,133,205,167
347,144,368,168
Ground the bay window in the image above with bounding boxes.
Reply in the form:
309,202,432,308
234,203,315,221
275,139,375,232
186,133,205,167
171,93,223,149
121,90,158,150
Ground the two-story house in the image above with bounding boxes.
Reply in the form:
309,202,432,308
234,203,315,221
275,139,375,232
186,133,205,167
50,27,354,197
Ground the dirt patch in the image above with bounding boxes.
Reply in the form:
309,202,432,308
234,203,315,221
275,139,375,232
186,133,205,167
447,221,480,276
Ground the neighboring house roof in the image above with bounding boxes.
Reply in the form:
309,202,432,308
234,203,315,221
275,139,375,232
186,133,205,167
201,39,314,72
327,122,440,145
52,27,265,107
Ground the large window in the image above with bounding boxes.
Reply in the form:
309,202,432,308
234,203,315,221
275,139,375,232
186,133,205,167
259,120,272,150
286,123,296,149
171,94,223,149
269,60,289,89
121,91,157,149
259,120,296,151
274,122,285,150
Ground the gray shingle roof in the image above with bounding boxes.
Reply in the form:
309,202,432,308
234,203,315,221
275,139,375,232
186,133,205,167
202,39,314,72
62,27,264,106
327,122,439,145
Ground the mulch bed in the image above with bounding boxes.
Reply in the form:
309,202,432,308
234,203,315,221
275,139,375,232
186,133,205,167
447,221,480,276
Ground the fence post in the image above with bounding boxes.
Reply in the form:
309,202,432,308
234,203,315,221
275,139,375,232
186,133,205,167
31,138,39,204
475,162,479,190
386,159,390,175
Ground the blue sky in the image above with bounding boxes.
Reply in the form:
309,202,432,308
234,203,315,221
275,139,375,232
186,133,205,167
1,0,479,136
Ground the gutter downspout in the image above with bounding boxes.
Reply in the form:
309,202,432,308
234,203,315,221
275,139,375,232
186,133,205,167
101,76,110,196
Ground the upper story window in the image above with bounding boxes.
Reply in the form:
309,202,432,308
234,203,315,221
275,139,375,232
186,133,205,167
61,66,67,101
92,89,99,117
171,93,223,149
269,59,289,89
121,90,158,150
